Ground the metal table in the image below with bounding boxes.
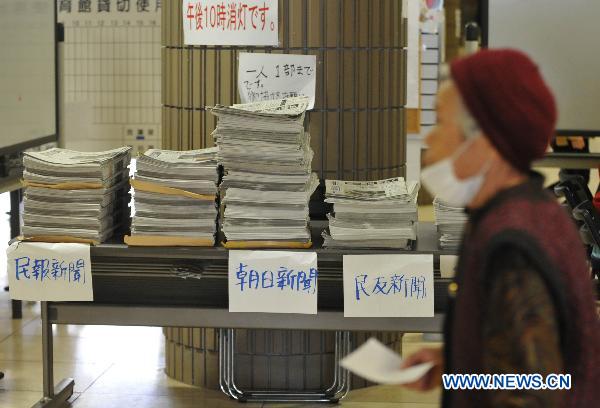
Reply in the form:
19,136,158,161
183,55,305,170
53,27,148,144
533,152,600,169
34,222,453,407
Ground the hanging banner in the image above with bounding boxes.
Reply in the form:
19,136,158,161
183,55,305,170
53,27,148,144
6,242,93,301
183,0,279,46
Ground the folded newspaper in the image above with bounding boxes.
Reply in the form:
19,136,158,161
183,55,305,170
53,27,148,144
209,97,318,245
323,177,419,249
128,148,219,245
433,197,468,250
22,147,132,243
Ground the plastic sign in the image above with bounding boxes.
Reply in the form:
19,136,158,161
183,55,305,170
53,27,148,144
183,1,279,46
238,53,317,109
229,250,318,314
343,254,434,317
6,242,93,301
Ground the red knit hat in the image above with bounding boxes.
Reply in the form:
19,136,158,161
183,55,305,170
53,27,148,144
450,49,557,172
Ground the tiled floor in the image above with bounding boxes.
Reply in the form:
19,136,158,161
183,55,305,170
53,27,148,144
0,191,441,408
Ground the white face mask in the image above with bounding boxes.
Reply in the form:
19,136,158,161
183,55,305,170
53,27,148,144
421,138,490,207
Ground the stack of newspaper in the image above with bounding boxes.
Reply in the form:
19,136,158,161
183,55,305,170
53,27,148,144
22,147,132,243
210,97,318,244
128,148,219,244
323,177,420,249
433,198,468,250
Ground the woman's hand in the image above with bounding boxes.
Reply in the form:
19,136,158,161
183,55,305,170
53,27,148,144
401,347,444,391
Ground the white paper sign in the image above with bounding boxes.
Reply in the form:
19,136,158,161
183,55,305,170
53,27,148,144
238,53,317,109
340,338,434,385
343,254,434,317
6,242,93,301
229,250,318,314
440,255,458,279
182,1,279,46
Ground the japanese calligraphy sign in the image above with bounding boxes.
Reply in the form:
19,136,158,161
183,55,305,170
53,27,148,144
183,1,278,46
229,250,318,314
343,254,434,317
6,242,93,301
238,53,317,109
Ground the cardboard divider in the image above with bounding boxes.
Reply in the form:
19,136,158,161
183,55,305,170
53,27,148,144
124,235,215,247
18,235,98,245
130,178,216,201
222,241,313,249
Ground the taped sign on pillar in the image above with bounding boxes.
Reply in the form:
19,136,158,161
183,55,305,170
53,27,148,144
228,250,318,314
183,1,279,46
238,53,317,109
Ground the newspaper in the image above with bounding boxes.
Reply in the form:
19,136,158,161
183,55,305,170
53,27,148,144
323,177,420,249
325,177,418,201
321,233,410,249
232,96,310,115
23,147,131,182
129,148,219,244
23,167,129,187
25,146,131,164
221,171,315,192
209,97,316,243
133,174,217,195
21,147,132,242
433,197,468,250
141,147,218,164
136,148,218,182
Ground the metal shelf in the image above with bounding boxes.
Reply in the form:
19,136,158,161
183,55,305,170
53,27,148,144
533,152,600,169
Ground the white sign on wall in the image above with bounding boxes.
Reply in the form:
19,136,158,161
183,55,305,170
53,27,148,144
238,53,317,109
228,250,318,314
183,0,279,46
343,254,434,317
6,242,93,301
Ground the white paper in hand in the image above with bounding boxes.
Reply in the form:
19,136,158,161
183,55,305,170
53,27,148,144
340,338,433,385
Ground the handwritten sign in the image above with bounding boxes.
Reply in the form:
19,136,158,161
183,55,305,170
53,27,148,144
183,1,278,46
238,53,317,109
228,250,318,314
6,242,93,301
343,254,434,317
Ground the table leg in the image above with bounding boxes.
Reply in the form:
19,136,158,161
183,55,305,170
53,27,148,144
9,189,22,319
217,328,351,403
31,302,74,408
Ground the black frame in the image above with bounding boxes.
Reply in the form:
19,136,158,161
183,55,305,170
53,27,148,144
479,0,600,137
0,0,59,157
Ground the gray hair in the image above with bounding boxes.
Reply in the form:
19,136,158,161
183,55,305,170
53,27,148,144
439,64,482,139
459,103,482,139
